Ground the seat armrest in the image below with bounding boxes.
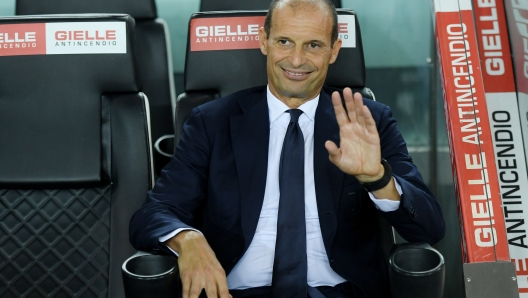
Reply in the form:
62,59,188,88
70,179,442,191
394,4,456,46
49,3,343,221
122,252,180,298
389,243,445,298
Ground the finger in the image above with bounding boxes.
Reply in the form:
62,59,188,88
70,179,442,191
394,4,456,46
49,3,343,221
189,278,204,298
325,140,341,165
181,274,191,298
204,269,227,298
216,276,231,298
354,92,366,127
362,105,378,135
343,88,357,124
331,91,349,127
204,283,218,298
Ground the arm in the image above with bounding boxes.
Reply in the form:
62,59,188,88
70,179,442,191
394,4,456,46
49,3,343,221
325,88,445,244
129,107,210,253
129,108,231,298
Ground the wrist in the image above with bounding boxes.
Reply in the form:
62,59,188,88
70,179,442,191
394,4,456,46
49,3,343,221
166,230,203,254
356,162,384,183
359,159,393,192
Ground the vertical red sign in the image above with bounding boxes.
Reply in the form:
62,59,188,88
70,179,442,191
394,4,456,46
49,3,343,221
435,9,510,263
473,0,516,92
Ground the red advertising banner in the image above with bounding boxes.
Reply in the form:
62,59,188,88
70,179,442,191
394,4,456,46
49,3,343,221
433,0,510,263
189,16,265,52
474,0,528,294
0,22,127,56
0,23,46,56
502,0,528,294
473,0,515,92
189,15,358,52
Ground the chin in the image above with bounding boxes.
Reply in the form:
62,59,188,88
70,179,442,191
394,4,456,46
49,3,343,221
282,89,308,99
281,84,308,95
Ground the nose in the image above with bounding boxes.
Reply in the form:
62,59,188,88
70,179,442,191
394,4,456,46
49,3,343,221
289,45,306,68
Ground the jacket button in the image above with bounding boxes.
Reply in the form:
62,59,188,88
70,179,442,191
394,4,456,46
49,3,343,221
409,206,417,218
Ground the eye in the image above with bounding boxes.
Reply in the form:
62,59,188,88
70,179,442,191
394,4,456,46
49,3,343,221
309,42,320,49
277,39,292,47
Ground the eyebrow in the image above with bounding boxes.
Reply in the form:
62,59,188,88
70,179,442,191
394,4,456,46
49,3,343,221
273,36,327,45
273,35,292,41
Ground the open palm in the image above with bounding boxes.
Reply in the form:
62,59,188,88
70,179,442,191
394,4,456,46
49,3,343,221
325,88,383,183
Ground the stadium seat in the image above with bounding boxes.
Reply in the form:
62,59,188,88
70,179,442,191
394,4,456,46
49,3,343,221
0,14,153,298
200,0,342,11
16,0,177,177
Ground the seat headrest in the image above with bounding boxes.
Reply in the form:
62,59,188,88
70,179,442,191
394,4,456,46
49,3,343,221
184,9,365,96
200,0,342,11
0,14,138,187
16,0,157,20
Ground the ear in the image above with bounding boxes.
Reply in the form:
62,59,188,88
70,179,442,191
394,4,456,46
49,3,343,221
329,38,342,64
258,27,268,55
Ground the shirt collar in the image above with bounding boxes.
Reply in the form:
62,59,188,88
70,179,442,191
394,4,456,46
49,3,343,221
266,85,319,124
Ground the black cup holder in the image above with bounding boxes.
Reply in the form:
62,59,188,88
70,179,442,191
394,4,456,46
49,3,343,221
389,244,445,298
122,253,179,298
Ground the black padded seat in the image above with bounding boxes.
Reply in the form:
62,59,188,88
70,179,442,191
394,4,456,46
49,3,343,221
16,0,177,177
200,0,342,11
176,9,374,143
0,14,153,298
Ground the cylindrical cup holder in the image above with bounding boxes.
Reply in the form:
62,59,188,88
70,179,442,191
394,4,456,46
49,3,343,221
389,244,445,298
122,253,179,298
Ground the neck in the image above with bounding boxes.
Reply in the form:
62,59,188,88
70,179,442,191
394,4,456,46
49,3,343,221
268,87,320,109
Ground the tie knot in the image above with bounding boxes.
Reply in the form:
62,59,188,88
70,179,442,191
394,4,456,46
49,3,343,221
288,109,303,123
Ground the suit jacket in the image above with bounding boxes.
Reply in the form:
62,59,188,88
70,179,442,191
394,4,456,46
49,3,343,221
129,86,445,297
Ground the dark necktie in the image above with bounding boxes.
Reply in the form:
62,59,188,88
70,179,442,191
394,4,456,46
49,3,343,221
270,109,307,297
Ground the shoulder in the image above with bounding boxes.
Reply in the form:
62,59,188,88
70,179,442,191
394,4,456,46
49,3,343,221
363,98,390,120
195,85,266,118
320,87,391,121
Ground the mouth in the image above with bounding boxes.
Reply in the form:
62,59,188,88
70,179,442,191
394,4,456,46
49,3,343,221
281,67,312,80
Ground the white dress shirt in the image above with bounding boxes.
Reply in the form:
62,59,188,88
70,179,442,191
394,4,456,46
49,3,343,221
160,86,401,290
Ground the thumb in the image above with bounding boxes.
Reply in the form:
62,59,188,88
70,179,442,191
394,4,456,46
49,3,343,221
325,140,341,165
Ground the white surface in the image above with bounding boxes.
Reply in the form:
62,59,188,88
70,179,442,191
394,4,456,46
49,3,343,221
45,22,127,54
337,15,356,48
432,0,473,12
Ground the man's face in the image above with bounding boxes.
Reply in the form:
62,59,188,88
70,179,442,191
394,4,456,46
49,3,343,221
259,3,342,104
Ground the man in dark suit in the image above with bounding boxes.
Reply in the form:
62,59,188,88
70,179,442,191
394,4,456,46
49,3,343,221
129,0,445,297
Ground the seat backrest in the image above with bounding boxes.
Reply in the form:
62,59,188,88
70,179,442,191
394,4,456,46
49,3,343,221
200,0,342,11
15,0,156,18
0,14,153,298
176,9,371,142
16,0,177,176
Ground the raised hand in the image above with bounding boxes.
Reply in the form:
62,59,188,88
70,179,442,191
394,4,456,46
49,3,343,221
325,87,384,183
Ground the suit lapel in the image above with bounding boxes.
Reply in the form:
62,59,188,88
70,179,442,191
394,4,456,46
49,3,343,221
314,90,345,252
230,89,344,252
230,90,270,249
